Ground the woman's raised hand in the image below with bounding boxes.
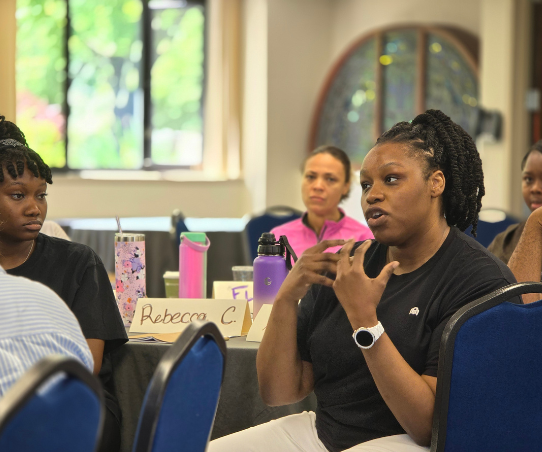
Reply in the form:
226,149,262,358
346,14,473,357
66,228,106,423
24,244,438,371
333,240,399,329
275,239,346,303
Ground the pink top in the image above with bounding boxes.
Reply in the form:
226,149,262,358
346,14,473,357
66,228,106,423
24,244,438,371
270,209,374,258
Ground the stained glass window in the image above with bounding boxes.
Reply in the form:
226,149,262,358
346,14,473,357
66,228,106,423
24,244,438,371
313,27,479,166
425,34,478,137
315,38,377,164
16,0,206,170
381,31,417,130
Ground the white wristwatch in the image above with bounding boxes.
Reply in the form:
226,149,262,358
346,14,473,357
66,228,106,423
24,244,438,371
352,321,384,349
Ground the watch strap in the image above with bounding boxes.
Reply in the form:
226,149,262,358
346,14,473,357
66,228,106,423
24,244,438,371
352,321,384,349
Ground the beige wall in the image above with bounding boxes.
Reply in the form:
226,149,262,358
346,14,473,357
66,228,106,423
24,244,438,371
330,0,480,60
265,0,333,211
478,0,532,217
47,177,249,219
264,0,482,217
6,0,532,221
241,0,268,213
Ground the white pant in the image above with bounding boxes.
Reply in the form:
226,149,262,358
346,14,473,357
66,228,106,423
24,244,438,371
208,412,430,452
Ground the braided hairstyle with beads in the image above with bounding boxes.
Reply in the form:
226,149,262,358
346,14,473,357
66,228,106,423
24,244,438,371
376,109,484,236
0,116,53,184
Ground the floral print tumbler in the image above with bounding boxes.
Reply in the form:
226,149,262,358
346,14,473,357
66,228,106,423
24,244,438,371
115,233,146,327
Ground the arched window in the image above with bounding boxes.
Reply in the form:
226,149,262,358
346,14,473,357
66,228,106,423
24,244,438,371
310,26,479,165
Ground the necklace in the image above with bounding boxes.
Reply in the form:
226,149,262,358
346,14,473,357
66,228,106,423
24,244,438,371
21,240,34,266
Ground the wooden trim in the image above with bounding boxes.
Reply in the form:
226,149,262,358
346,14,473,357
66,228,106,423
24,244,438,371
308,23,480,154
415,29,427,115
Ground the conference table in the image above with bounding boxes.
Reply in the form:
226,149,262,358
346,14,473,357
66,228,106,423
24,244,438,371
109,336,317,452
57,217,251,298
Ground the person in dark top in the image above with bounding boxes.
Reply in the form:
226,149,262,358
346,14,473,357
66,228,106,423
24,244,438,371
209,110,520,452
488,139,542,264
0,116,127,452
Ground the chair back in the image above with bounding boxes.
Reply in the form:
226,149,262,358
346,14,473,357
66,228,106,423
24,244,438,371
244,206,302,262
0,355,104,452
171,209,189,248
464,208,519,248
132,321,227,452
432,282,542,452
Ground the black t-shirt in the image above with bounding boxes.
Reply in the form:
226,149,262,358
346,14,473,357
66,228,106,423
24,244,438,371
7,233,128,419
297,227,520,452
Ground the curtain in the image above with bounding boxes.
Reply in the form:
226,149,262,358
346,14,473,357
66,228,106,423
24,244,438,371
203,0,242,180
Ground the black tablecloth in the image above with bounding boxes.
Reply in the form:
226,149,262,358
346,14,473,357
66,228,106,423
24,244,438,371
66,229,249,298
109,337,316,452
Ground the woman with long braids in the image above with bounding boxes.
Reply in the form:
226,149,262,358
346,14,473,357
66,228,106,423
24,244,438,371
0,116,127,452
209,110,520,452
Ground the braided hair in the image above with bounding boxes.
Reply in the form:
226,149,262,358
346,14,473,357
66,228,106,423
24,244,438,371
375,109,484,236
0,116,53,184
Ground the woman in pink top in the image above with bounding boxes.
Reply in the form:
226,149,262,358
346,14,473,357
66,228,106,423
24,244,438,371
271,145,373,257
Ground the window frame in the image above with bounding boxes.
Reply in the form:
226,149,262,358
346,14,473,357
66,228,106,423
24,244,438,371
52,0,207,173
308,24,479,165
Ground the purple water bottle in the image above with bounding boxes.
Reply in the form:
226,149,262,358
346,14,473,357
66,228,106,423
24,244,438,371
179,232,210,298
253,233,297,319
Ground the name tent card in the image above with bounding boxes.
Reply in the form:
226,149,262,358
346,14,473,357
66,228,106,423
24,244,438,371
130,298,252,337
246,304,273,343
213,281,254,317
212,281,253,301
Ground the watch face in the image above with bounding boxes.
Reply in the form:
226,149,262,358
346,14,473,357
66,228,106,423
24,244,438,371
355,330,374,347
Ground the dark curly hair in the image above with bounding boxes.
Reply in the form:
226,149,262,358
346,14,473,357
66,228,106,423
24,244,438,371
520,139,542,170
375,109,484,236
302,145,352,201
0,116,53,184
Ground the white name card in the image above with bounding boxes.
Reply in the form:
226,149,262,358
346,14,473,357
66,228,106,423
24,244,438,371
130,298,252,337
246,304,273,343
212,281,253,302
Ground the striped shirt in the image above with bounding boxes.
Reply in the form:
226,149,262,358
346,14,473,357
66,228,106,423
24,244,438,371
0,266,93,396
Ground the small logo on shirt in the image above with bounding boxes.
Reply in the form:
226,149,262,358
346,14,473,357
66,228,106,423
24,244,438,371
409,307,420,316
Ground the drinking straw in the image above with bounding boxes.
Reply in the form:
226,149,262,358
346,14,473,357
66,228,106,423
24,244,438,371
116,216,123,236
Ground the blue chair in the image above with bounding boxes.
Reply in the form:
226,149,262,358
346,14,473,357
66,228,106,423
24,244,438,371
0,355,104,452
132,321,227,452
171,209,189,248
464,208,519,248
431,282,542,452
243,205,303,262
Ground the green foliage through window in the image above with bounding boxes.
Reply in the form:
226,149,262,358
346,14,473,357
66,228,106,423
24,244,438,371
16,0,205,170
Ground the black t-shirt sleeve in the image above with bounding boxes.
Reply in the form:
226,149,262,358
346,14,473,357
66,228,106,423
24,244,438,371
72,253,128,354
423,276,517,377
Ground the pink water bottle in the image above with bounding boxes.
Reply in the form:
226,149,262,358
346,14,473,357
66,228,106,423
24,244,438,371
179,232,210,298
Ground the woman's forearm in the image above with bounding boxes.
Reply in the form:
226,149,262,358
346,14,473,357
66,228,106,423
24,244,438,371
508,214,542,303
362,334,436,446
256,296,314,406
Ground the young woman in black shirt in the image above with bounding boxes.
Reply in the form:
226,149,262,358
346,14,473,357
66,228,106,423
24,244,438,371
0,116,127,452
210,110,519,452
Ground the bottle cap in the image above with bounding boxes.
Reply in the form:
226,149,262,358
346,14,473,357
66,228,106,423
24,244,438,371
180,232,207,243
257,232,282,256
